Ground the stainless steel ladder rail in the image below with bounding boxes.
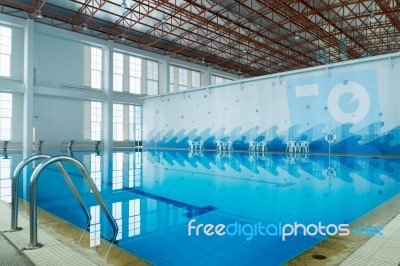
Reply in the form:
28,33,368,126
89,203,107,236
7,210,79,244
26,155,119,249
11,154,92,232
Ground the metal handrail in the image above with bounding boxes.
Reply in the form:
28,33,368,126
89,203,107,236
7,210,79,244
26,155,119,249
11,154,91,233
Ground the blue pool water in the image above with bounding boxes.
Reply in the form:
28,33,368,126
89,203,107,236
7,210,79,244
4,149,400,265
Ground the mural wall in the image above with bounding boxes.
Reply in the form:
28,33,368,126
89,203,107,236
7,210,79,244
143,54,400,155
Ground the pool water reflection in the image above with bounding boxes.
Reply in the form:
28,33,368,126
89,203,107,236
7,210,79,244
1,150,400,265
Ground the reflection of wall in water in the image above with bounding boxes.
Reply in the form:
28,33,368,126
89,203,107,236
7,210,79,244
141,150,400,225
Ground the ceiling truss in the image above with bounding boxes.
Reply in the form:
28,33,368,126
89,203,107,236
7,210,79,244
1,0,400,77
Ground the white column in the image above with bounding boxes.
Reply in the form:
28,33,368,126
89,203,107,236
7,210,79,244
103,40,114,150
204,66,211,86
23,19,34,154
160,55,170,94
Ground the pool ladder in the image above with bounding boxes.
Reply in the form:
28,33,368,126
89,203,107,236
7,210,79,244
10,154,119,249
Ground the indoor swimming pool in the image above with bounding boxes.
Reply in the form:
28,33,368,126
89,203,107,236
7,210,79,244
1,149,400,265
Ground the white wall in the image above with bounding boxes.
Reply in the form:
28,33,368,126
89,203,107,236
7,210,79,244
34,95,83,147
11,26,24,80
34,32,85,88
12,93,24,141
142,53,400,155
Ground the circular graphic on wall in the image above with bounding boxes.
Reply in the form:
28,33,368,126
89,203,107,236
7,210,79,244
327,81,370,124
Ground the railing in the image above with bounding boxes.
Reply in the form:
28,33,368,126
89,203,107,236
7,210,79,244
11,154,91,234
2,140,9,152
2,140,23,151
60,140,103,152
26,155,118,249
9,154,118,250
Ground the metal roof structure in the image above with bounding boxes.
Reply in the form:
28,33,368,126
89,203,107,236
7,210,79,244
1,0,400,77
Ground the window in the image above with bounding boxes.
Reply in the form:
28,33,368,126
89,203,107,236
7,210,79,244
111,53,143,94
113,103,124,141
212,74,233,85
146,60,158,95
113,103,141,142
191,70,201,88
0,26,11,77
129,106,134,141
91,47,102,89
170,65,201,91
129,56,141,94
178,68,188,91
169,66,175,92
83,101,102,140
113,52,124,92
215,76,224,84
0,92,12,140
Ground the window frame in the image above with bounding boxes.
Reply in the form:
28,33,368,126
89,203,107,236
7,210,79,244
0,25,12,77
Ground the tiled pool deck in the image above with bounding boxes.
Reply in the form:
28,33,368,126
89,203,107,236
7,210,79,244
0,200,150,266
286,194,400,266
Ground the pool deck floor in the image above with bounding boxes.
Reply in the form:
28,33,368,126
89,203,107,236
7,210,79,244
0,200,151,266
1,194,400,266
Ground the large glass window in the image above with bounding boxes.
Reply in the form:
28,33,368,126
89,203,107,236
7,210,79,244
113,103,142,142
0,92,12,140
113,103,124,141
146,60,158,95
192,71,201,88
90,101,102,140
113,52,124,92
129,105,134,141
212,74,233,85
178,68,188,91
0,26,11,77
170,65,201,91
129,56,141,94
91,47,103,89
169,66,175,92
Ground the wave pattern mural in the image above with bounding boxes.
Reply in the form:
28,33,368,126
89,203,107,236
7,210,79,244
143,55,400,155
145,150,400,184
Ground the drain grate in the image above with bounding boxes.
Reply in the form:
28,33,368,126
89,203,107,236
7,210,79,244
312,254,327,260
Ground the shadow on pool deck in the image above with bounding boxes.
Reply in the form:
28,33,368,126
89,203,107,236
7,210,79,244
0,233,34,266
